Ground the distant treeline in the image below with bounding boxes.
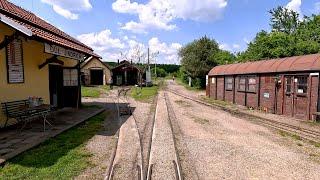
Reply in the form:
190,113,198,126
103,61,180,73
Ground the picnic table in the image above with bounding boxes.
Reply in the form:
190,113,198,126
22,104,53,131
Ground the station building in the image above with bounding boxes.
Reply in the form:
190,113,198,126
207,54,320,121
0,0,98,127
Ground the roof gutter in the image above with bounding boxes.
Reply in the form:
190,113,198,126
0,14,32,36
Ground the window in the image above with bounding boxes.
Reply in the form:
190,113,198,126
63,69,78,86
225,77,233,90
6,38,24,83
212,77,216,84
238,76,246,91
296,76,308,94
285,77,292,94
247,77,257,92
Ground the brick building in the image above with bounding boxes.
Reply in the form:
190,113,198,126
207,54,320,121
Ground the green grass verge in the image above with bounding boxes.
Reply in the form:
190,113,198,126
131,85,159,103
176,78,203,92
0,112,107,179
81,86,102,98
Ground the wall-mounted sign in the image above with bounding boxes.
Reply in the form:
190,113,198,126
7,39,24,83
263,93,270,99
44,43,85,61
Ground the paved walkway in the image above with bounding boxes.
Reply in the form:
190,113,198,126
0,106,104,165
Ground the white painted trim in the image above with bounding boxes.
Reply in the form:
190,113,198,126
0,14,32,36
310,72,319,76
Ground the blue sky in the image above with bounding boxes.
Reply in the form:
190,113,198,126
9,0,320,64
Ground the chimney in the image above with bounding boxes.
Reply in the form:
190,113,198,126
117,59,119,64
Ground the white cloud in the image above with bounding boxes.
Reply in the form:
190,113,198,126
148,37,182,64
77,29,181,64
286,0,302,16
77,29,125,54
112,0,227,33
219,43,241,52
41,0,92,20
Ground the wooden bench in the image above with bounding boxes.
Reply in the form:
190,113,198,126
1,99,52,130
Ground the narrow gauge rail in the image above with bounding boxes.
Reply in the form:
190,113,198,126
105,88,143,180
147,93,183,180
164,92,183,180
167,89,320,144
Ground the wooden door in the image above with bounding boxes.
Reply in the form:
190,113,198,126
293,76,309,119
283,76,294,117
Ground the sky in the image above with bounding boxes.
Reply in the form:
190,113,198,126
8,0,320,64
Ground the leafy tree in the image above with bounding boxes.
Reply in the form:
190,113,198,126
269,6,300,34
210,50,236,65
179,36,220,88
239,8,320,62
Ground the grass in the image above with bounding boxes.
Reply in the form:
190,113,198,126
193,117,210,125
174,100,192,107
131,85,159,103
278,130,302,141
0,112,107,180
81,86,101,98
201,96,234,108
176,78,203,92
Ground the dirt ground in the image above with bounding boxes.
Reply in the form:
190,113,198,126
79,88,154,179
166,81,320,179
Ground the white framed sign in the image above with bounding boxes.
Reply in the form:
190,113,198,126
45,43,85,61
7,39,24,83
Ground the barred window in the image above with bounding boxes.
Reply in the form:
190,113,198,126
296,76,308,94
225,77,233,90
285,77,292,94
238,76,246,91
247,77,257,92
63,69,78,86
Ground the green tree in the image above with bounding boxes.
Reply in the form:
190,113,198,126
179,36,220,88
269,6,300,34
210,50,236,65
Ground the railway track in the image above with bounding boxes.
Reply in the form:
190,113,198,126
167,89,320,143
164,92,183,180
146,92,183,180
105,89,143,180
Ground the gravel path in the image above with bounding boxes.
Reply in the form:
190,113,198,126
148,92,179,180
112,115,142,180
168,91,320,179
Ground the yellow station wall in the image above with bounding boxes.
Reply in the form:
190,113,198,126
0,22,78,126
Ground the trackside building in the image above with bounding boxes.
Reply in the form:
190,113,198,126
207,54,320,121
0,0,99,127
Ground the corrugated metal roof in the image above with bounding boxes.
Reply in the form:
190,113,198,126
209,54,320,76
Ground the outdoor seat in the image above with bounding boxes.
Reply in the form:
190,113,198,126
1,99,53,130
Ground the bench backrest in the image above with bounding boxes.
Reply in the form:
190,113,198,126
1,100,29,118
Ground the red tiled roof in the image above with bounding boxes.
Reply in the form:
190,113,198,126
209,54,320,76
0,0,100,58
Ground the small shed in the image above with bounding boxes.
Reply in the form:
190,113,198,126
112,60,142,86
81,57,112,86
207,54,320,121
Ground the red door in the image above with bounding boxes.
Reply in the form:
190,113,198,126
293,76,309,119
283,76,294,117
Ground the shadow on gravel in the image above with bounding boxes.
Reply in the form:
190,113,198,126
0,101,136,175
